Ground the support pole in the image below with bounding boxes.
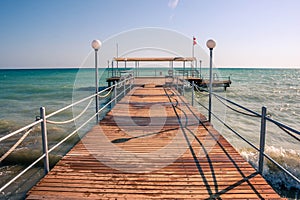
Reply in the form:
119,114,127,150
199,60,202,78
192,81,195,106
111,61,114,77
130,76,133,91
208,49,213,122
182,81,185,96
258,106,267,174
183,61,186,79
114,83,117,105
40,107,49,174
135,61,137,78
95,49,99,123
123,80,126,97
176,77,179,91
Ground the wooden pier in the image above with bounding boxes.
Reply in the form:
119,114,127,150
185,77,231,91
27,79,281,199
107,77,231,91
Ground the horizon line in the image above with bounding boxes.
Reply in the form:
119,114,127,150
0,66,300,70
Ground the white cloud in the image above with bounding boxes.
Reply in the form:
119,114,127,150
168,0,179,9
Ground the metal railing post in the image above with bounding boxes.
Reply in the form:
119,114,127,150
123,80,126,97
40,107,50,174
176,77,179,92
258,106,267,174
192,81,195,106
182,81,185,96
114,83,117,105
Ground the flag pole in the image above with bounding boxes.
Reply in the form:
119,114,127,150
192,36,196,70
192,36,195,58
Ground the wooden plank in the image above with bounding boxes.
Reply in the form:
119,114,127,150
26,84,282,199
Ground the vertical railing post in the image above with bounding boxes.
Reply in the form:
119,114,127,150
123,80,126,97
182,79,184,96
176,77,179,92
258,106,267,174
40,107,49,174
192,81,195,106
114,82,117,105
130,76,133,91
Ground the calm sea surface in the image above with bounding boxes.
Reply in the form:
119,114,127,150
0,68,299,198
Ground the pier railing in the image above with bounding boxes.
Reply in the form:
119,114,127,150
0,74,134,194
1,74,299,195
178,79,300,185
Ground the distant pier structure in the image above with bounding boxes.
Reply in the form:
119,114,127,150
106,57,231,90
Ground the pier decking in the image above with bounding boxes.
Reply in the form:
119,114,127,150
26,80,281,199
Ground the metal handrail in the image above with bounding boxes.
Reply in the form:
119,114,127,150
210,89,299,136
0,74,134,194
1,73,299,195
190,83,300,184
0,120,42,143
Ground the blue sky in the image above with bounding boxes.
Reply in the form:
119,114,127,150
0,0,300,68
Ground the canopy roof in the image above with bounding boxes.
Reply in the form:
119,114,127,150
114,57,196,62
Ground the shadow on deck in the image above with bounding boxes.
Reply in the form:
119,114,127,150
27,86,282,199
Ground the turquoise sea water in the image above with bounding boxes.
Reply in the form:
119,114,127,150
0,68,299,199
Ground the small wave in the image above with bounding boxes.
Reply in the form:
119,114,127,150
0,148,62,167
239,146,300,198
0,120,19,136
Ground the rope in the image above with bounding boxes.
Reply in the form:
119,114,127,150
98,87,113,98
47,98,94,125
194,85,209,96
214,95,259,118
117,80,123,88
194,98,209,111
277,124,300,143
0,127,34,163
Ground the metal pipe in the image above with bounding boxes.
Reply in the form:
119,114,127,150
211,91,261,117
114,84,117,105
40,107,49,174
183,61,186,78
95,49,99,123
192,81,195,106
264,152,300,183
182,80,185,96
208,49,213,122
176,76,179,91
123,80,126,97
199,60,202,78
266,116,300,135
0,119,41,142
0,76,136,192
258,106,267,174
111,60,114,77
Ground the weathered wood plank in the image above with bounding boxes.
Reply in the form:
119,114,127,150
26,85,282,199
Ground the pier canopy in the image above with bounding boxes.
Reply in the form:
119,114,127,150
110,57,199,78
114,57,196,62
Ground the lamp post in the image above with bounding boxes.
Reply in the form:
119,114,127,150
91,39,102,123
206,39,216,122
